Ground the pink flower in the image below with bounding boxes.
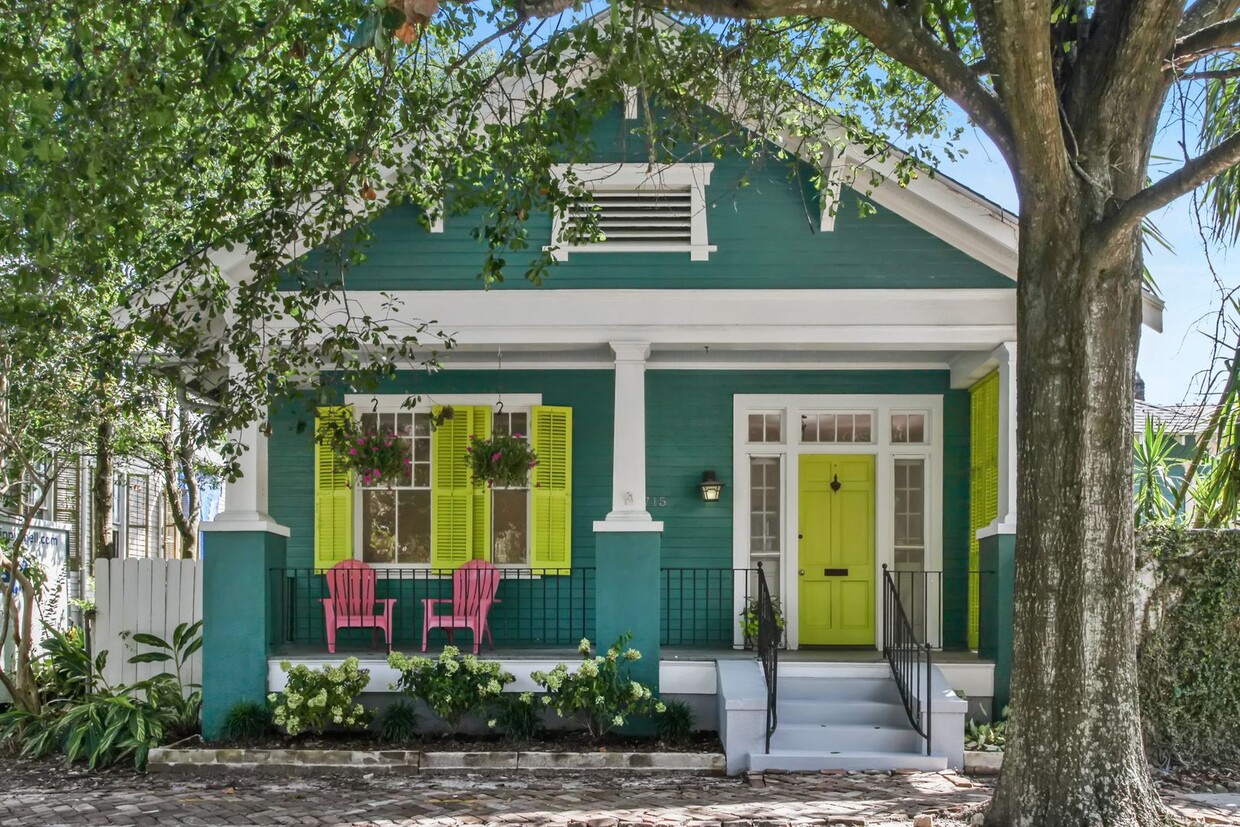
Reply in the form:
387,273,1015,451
384,439,392,446
404,459,412,466
491,452,502,462
528,460,536,467
357,437,365,445
348,448,357,455
513,433,523,439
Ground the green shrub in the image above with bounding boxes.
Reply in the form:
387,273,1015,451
530,635,665,739
220,701,274,743
655,699,695,744
33,627,92,703
965,707,1008,752
492,692,543,741
372,699,421,743
268,658,370,736
388,646,513,727
1139,527,1240,765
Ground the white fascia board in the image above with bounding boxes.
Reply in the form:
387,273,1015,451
266,288,1017,350
1142,291,1164,333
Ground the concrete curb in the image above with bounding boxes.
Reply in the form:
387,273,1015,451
148,748,726,775
963,750,1003,776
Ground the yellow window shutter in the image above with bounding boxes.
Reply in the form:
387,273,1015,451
314,406,354,571
529,406,572,575
431,405,475,571
967,373,1000,648
468,406,493,561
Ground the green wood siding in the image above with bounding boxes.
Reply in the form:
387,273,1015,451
287,109,1011,293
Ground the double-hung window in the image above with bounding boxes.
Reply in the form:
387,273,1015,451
314,401,571,574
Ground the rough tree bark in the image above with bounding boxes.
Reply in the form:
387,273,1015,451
160,403,200,559
92,419,116,560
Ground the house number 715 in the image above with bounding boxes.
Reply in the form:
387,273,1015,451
645,496,668,507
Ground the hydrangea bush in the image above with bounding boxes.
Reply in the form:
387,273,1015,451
388,646,514,727
268,658,370,736
530,634,665,739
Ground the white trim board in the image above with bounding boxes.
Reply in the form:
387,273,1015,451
732,394,945,652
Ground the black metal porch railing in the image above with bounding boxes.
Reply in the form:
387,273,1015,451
269,567,594,651
882,564,932,756
659,567,754,647
756,561,779,753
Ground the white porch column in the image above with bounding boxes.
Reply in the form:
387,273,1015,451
600,341,658,526
205,364,288,536
990,341,1018,533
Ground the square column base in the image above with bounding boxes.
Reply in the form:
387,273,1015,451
201,528,287,739
978,531,1015,714
594,528,661,695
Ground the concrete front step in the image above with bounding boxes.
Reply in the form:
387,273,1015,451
778,676,903,704
748,748,948,772
769,722,927,754
777,698,912,728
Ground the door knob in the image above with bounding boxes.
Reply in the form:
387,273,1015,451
798,569,805,576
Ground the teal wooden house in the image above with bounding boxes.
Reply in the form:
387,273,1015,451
196,59,1162,772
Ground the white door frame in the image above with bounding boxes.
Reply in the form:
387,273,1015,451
732,394,944,650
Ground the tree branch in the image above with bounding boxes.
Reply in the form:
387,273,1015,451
1097,128,1240,241
1172,16,1240,68
1177,66,1240,79
513,0,1016,161
1179,0,1240,36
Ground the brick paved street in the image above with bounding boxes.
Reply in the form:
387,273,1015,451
0,764,1233,826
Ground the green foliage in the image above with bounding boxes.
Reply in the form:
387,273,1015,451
1139,527,1240,765
388,646,513,727
530,635,665,739
1133,420,1184,526
324,417,413,487
268,658,370,736
655,699,696,745
371,698,421,743
467,432,538,489
965,707,1009,752
220,701,274,743
739,597,785,643
126,620,204,740
33,627,93,704
491,692,544,742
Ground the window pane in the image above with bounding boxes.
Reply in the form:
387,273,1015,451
748,415,764,442
750,556,780,604
361,413,377,431
414,413,431,437
749,457,780,555
413,464,431,487
396,413,413,436
493,489,529,565
908,413,925,443
893,458,925,572
800,415,816,442
819,414,836,442
892,414,908,443
396,490,431,564
511,413,528,437
836,415,853,443
855,414,872,443
362,489,397,564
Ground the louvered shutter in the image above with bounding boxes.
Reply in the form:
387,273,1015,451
467,406,493,561
529,406,572,575
968,373,1000,648
431,405,476,571
314,406,354,570
568,189,692,247
54,462,79,566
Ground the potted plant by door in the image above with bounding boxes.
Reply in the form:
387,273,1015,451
739,597,786,649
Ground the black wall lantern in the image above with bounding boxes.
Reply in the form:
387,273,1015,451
699,470,725,502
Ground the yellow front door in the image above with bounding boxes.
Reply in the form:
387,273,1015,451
798,454,876,646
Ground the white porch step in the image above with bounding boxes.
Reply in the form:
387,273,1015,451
770,723,927,754
748,749,948,773
778,676,903,704
777,698,911,727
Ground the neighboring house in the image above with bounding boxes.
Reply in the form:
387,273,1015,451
188,16,1163,773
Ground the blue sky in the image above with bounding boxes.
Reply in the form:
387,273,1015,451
930,113,1234,407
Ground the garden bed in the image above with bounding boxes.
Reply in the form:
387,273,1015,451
213,729,721,754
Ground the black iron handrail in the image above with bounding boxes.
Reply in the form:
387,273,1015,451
755,561,779,753
882,563,932,756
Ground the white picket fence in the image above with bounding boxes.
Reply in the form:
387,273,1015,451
93,559,203,689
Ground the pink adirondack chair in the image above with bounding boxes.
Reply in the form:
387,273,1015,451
320,560,396,654
421,560,501,654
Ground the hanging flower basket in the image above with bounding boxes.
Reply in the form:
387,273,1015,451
466,432,538,488
326,418,412,488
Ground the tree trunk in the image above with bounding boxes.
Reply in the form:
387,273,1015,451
93,420,116,560
986,197,1167,825
161,403,199,559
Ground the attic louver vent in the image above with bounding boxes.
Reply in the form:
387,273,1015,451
569,189,694,246
548,163,717,261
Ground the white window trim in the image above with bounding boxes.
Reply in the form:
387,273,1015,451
732,394,944,651
546,163,716,261
344,394,542,571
